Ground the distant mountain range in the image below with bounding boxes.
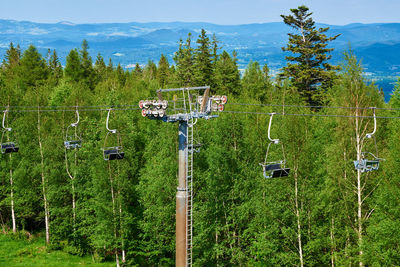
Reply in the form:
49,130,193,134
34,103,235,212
0,19,399,99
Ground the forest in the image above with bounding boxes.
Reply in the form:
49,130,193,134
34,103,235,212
1,6,400,267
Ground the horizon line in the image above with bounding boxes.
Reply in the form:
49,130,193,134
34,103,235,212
1,18,400,27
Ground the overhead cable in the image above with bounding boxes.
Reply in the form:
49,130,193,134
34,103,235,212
221,110,399,119
228,102,400,111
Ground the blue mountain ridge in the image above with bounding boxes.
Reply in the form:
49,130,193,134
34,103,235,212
0,19,399,99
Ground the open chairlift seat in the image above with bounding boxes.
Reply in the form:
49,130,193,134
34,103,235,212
260,113,290,179
64,139,82,149
103,146,124,160
259,162,290,179
1,109,19,154
353,159,380,172
354,152,383,172
353,108,385,173
103,108,125,161
1,142,19,154
64,108,82,150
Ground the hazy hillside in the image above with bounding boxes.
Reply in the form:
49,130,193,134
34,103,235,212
0,19,399,98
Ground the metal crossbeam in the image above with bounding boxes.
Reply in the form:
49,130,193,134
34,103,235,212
157,86,210,93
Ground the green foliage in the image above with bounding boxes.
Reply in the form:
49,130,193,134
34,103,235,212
65,49,82,83
18,45,49,89
214,51,240,95
241,61,272,100
174,35,195,86
0,233,115,266
194,29,213,87
280,5,340,105
157,54,169,88
0,23,397,266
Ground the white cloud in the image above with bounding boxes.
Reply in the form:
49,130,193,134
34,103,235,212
28,27,49,35
107,32,129,36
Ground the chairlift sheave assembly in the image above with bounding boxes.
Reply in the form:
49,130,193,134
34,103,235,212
353,107,385,172
1,108,19,154
139,100,168,118
64,107,82,149
259,113,290,178
102,108,124,161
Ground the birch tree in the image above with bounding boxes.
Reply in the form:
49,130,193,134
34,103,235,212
327,52,384,266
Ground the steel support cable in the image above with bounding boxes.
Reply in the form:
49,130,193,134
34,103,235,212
4,102,400,112
5,107,141,113
5,104,400,119
0,104,139,109
220,110,400,119
228,102,400,112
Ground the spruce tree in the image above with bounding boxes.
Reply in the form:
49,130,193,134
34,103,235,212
194,29,213,87
174,34,195,86
280,5,339,105
3,42,21,70
79,40,95,89
19,45,49,88
157,54,169,88
65,49,82,83
143,60,157,81
214,51,240,95
133,63,142,77
116,63,126,86
94,53,106,78
107,58,114,74
48,50,63,86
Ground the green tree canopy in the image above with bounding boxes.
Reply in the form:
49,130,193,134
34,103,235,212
280,5,340,105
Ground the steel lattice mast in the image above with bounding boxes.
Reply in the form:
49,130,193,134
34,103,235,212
139,86,227,267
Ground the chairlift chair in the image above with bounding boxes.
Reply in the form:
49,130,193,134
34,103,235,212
354,152,382,173
64,107,82,149
103,145,125,160
1,109,19,154
260,113,290,178
354,108,385,172
1,141,19,154
102,108,125,161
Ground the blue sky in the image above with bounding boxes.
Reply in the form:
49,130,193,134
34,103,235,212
2,0,400,25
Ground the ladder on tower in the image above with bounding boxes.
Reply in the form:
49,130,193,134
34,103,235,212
186,90,194,267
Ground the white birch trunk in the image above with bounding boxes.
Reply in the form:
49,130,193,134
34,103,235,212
108,162,120,267
118,193,126,263
120,205,126,264
355,113,364,267
330,217,335,267
294,168,304,267
5,118,16,234
72,182,76,233
65,149,77,235
38,107,50,244
9,153,16,233
116,162,126,264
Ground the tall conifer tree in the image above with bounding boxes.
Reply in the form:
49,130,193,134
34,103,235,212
280,5,339,105
157,54,169,88
194,29,213,87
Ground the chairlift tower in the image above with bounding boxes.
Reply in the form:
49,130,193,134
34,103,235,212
139,86,227,267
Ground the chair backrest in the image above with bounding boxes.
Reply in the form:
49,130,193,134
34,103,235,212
64,140,82,149
104,149,124,160
271,168,290,178
264,164,281,171
1,142,18,154
354,159,380,172
365,160,379,171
